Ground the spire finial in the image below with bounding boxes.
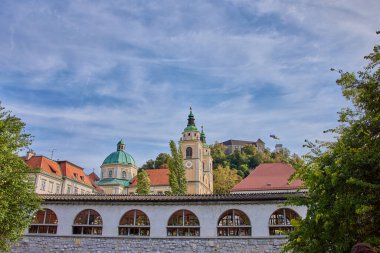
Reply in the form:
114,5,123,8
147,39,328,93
200,125,206,143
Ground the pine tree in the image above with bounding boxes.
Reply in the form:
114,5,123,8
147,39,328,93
136,170,150,194
168,140,187,194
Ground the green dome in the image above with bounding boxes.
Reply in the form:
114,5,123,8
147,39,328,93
102,140,136,166
184,107,198,132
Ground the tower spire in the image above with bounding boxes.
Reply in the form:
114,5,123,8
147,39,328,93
200,125,206,143
187,107,195,127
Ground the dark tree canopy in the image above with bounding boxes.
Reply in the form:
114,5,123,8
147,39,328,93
283,36,380,253
0,103,41,251
140,153,171,170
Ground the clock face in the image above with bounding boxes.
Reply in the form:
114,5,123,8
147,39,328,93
185,160,193,168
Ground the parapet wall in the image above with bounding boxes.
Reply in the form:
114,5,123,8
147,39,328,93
12,235,288,253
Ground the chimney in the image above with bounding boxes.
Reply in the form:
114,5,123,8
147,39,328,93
26,150,35,160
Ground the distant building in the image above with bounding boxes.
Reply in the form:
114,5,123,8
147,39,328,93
231,163,305,193
275,143,283,152
222,139,265,154
128,168,170,194
24,151,100,194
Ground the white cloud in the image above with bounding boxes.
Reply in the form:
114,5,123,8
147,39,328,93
1,0,378,170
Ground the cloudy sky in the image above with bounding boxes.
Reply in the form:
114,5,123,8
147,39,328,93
0,0,379,174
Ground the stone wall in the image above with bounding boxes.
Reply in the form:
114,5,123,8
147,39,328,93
12,235,288,253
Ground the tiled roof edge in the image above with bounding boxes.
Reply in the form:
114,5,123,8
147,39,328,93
39,192,306,203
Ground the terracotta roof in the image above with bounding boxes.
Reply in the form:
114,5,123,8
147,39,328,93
39,192,306,203
231,163,304,192
87,176,104,194
88,172,100,181
130,168,169,187
24,156,62,177
57,161,92,187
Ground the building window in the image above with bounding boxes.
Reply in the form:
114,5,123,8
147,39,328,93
40,179,46,191
29,208,58,234
269,208,300,235
186,147,192,158
217,209,251,236
167,209,200,236
67,185,71,194
56,184,61,194
119,209,150,236
74,187,78,194
73,209,102,235
48,181,54,193
109,170,113,178
122,171,127,179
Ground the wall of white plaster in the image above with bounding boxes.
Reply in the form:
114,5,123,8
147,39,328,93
39,202,307,237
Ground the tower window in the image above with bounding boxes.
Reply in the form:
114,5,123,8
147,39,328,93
122,171,127,179
109,170,113,178
186,147,192,158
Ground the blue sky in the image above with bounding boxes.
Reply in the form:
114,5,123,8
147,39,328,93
0,1,379,174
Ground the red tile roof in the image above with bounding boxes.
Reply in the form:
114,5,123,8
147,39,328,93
231,163,304,192
87,172,103,193
88,172,100,181
57,161,92,187
24,156,62,177
130,168,169,187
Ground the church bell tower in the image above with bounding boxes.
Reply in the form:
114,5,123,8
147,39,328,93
179,108,213,194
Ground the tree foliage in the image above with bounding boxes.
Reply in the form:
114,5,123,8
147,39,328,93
0,103,41,251
136,170,150,194
168,140,187,194
283,36,380,253
140,153,171,169
211,144,303,178
213,165,242,194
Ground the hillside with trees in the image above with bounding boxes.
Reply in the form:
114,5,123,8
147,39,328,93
210,143,303,178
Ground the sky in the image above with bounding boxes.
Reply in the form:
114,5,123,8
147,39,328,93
0,0,379,174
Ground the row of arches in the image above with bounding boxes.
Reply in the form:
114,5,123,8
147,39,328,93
29,208,300,236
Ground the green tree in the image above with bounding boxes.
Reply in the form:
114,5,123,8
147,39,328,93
0,103,41,251
168,140,187,194
213,165,242,194
136,170,150,194
140,159,155,170
154,153,170,169
210,143,228,168
140,153,170,169
283,37,380,252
